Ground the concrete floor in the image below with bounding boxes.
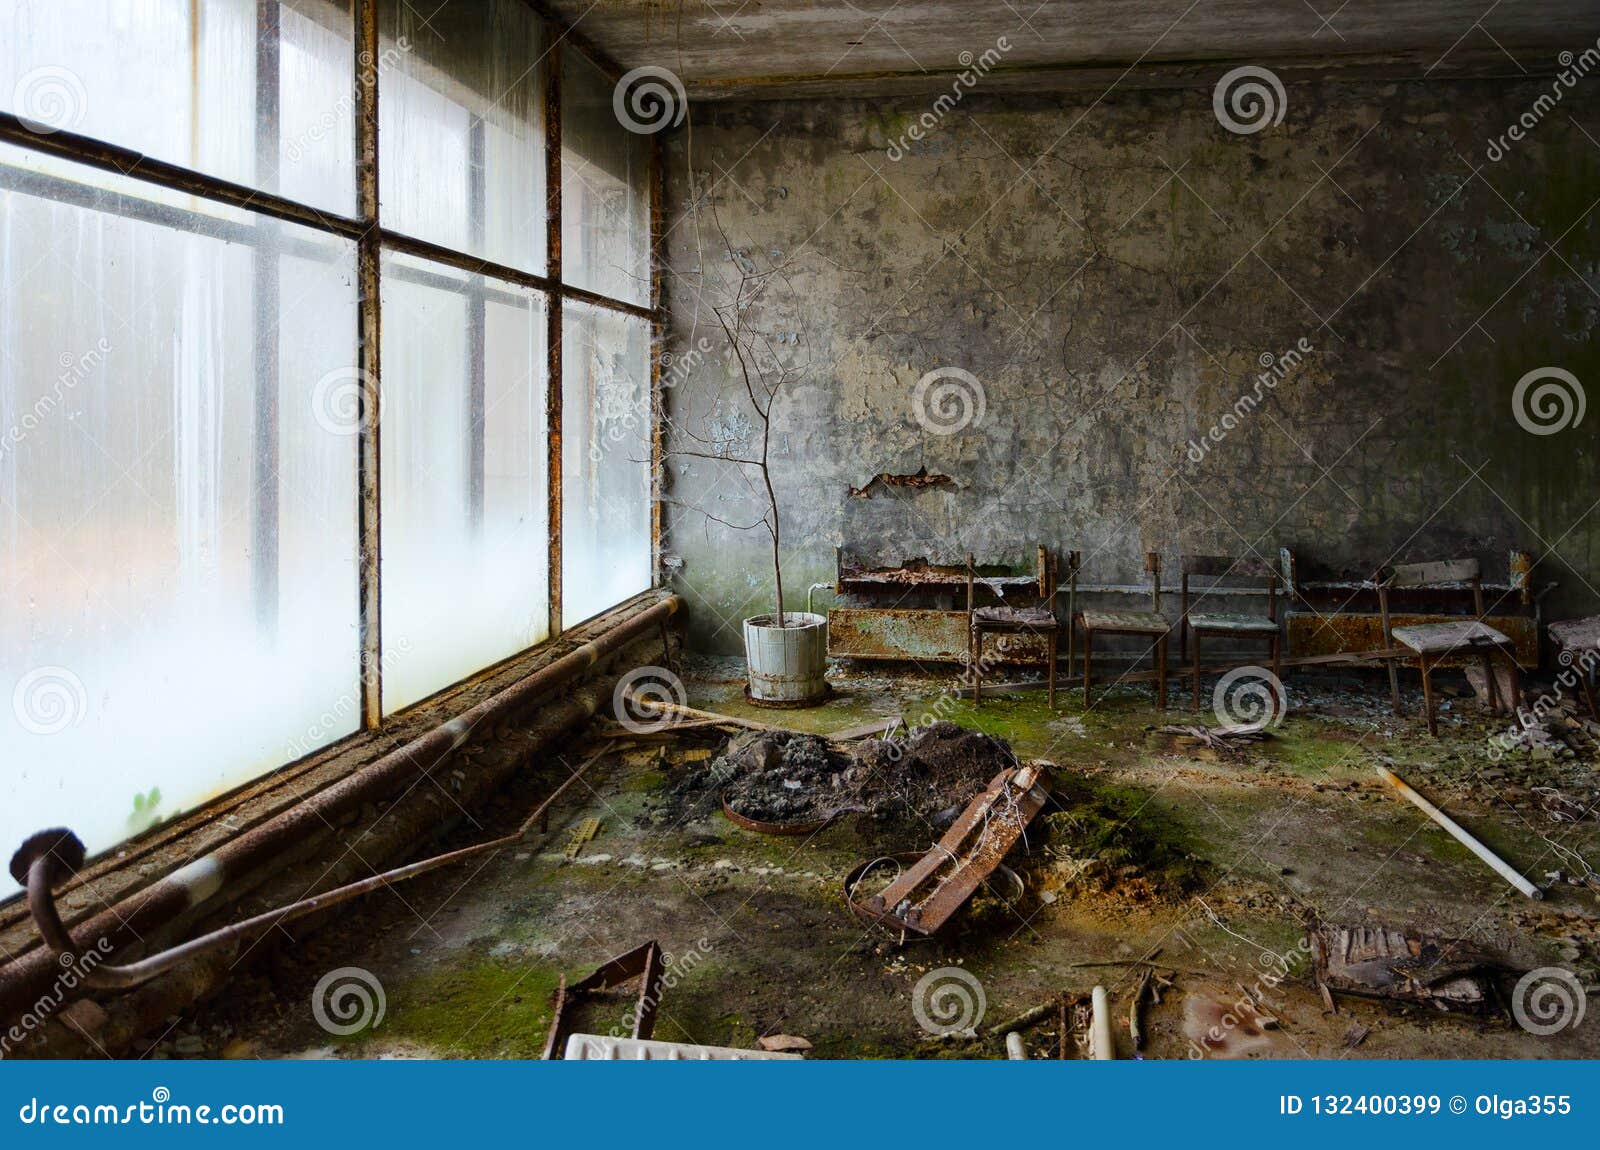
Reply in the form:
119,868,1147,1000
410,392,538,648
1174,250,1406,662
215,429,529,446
178,659,1599,1060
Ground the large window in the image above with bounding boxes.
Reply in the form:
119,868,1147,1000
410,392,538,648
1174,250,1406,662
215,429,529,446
562,304,651,626
381,255,549,712
0,0,657,893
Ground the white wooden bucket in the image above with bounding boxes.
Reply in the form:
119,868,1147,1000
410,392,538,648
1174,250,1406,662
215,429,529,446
742,612,829,705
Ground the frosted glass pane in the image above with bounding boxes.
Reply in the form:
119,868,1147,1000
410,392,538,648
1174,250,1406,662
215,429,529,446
562,50,649,306
380,252,549,713
0,0,355,215
0,141,360,895
378,0,544,274
562,303,650,626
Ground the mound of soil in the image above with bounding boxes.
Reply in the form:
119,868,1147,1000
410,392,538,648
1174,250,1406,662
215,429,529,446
649,720,1023,830
853,721,1021,823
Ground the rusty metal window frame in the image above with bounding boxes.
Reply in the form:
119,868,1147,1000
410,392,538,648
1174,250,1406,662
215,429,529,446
0,0,662,732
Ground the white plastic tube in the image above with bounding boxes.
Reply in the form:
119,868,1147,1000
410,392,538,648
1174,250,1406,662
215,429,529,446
1376,765,1541,900
1091,985,1115,1060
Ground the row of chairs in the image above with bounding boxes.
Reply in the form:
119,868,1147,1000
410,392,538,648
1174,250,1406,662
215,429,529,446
966,551,1535,736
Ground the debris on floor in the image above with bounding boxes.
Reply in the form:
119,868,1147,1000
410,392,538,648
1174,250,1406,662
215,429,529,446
542,940,665,1060
845,762,1051,936
1158,723,1273,759
648,720,1025,830
1308,923,1496,1012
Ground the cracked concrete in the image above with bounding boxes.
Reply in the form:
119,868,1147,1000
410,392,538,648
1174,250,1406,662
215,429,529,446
660,78,1599,652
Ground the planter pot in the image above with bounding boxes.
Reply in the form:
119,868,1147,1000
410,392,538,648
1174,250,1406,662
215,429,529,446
743,612,830,707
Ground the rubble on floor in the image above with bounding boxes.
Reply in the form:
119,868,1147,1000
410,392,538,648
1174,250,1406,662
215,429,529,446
647,720,1023,830
1308,923,1498,1012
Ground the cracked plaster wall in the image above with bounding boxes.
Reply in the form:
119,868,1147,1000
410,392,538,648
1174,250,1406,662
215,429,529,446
659,79,1599,654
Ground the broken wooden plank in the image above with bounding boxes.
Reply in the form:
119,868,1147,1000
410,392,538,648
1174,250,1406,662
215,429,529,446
827,715,903,741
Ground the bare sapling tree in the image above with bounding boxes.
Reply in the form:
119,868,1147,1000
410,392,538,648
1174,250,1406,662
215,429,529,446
664,200,811,626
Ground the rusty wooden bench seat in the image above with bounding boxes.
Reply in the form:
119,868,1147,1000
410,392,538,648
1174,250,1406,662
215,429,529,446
1548,616,1600,650
972,605,1055,626
1179,554,1285,713
1079,610,1168,633
1186,611,1280,634
1390,619,1512,655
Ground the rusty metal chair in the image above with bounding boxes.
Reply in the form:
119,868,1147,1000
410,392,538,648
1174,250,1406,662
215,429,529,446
967,547,1063,707
1179,554,1283,711
1377,558,1521,736
1078,552,1169,709
1547,616,1600,720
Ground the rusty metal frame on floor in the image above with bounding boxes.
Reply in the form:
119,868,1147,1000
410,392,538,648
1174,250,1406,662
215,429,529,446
0,0,666,728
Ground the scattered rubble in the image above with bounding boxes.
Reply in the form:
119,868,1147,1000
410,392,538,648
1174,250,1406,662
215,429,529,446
1308,923,1496,1012
647,721,1023,830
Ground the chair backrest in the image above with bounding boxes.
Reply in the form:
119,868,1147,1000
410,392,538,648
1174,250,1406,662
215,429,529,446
1376,557,1486,641
969,547,1058,613
1144,552,1162,612
1180,554,1281,620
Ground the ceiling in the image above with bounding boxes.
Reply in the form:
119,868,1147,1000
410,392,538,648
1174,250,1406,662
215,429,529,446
545,0,1600,99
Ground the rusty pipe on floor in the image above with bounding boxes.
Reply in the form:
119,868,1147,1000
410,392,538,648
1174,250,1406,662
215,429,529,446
15,743,611,991
0,591,679,1016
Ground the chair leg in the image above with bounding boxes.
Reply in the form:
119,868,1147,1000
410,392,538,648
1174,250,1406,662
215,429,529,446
1502,644,1523,717
1478,653,1500,715
1270,631,1282,689
973,627,983,704
1387,650,1403,716
1156,635,1168,711
1047,630,1057,710
1420,654,1438,737
1083,629,1093,707
1579,648,1600,721
1192,631,1202,713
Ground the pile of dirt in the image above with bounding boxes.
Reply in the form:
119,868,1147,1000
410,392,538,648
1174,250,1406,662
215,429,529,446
647,721,1022,829
853,721,1021,823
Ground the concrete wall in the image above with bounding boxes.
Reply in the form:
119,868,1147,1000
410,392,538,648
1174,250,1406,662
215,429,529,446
659,78,1599,654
